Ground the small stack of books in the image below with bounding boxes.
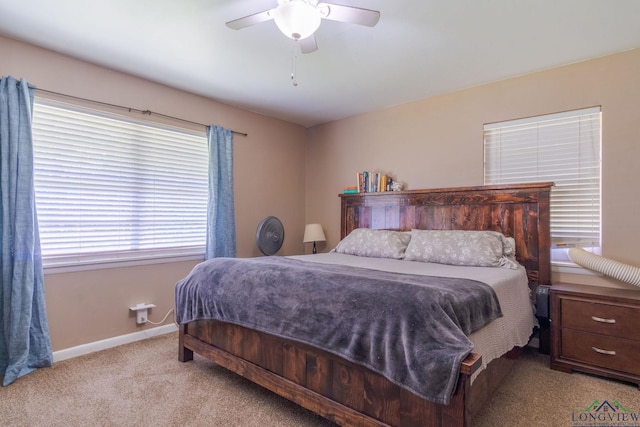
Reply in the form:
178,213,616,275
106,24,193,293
355,171,394,193
343,186,359,194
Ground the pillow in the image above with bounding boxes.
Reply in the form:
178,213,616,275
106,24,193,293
502,236,516,257
404,229,519,268
333,228,411,259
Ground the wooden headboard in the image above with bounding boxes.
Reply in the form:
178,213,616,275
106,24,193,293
339,182,553,287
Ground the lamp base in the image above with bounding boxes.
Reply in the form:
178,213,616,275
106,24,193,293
312,242,317,254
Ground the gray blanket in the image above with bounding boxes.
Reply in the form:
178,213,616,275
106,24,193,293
175,257,502,405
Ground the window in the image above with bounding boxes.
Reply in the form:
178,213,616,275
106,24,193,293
484,107,601,270
32,99,208,270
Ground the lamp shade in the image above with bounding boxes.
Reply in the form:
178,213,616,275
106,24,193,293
303,223,326,243
273,0,322,40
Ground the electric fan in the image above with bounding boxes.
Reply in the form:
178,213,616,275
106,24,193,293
256,216,285,255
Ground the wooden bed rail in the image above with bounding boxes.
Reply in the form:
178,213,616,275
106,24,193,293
179,322,480,427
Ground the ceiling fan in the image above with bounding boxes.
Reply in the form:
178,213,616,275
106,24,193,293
226,0,380,54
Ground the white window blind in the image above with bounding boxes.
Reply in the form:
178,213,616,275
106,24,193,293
484,107,601,264
32,100,209,268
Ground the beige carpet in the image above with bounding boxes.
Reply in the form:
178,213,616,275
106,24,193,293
1,332,638,426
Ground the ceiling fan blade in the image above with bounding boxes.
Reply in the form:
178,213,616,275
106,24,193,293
298,35,318,54
225,9,275,30
317,3,380,27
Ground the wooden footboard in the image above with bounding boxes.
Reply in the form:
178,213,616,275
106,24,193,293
179,320,484,427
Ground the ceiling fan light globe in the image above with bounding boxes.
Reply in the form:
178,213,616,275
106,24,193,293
273,0,321,40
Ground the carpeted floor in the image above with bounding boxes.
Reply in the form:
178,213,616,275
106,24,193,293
474,347,640,427
1,332,638,426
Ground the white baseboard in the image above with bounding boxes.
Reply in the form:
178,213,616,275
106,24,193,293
52,323,178,363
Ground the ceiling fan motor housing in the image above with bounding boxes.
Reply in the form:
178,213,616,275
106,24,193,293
273,0,322,40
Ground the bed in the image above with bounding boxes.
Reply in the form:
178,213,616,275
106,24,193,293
176,182,552,427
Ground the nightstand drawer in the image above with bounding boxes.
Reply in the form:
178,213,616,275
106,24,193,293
561,299,640,340
562,329,640,376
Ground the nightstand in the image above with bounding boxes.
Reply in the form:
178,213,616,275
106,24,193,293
550,283,640,387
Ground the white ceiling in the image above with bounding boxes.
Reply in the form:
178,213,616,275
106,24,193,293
1,0,639,127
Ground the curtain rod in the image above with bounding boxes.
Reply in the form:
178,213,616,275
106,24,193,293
34,87,248,137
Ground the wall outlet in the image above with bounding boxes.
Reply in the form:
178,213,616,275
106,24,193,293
129,303,156,324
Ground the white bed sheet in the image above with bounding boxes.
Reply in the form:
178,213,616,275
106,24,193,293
288,252,536,382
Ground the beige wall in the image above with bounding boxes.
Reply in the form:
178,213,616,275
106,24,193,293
306,48,640,291
3,34,639,351
2,35,307,351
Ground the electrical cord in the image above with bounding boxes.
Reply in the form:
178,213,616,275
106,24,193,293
145,308,178,326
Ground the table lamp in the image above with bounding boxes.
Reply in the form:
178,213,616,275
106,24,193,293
303,223,326,254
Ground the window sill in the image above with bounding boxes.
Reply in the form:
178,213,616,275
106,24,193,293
43,253,204,274
552,261,602,277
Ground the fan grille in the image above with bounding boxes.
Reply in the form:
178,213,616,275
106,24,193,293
256,216,284,255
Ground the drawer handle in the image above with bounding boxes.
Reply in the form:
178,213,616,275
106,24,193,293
591,315,616,324
592,346,616,356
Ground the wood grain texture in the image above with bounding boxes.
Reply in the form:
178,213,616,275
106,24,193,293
178,182,553,426
340,182,553,288
550,283,640,387
181,320,474,427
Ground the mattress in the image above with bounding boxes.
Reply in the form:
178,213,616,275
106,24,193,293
288,252,536,381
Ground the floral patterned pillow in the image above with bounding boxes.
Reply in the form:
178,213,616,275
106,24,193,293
333,228,411,259
404,229,519,268
502,236,516,257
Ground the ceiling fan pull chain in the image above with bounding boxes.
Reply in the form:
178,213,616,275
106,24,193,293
291,41,298,86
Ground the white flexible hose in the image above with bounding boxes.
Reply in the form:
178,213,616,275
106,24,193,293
568,247,640,287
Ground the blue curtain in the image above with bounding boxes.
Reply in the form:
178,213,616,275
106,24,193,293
205,125,236,259
0,76,53,386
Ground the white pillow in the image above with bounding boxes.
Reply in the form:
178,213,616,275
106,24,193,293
502,236,516,257
404,229,519,268
333,228,411,259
